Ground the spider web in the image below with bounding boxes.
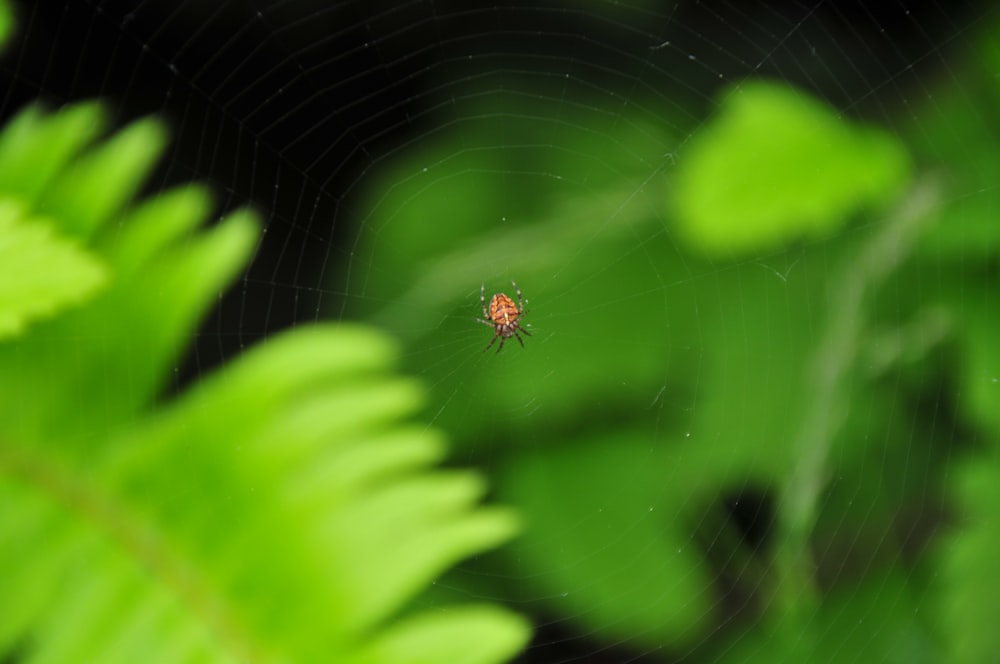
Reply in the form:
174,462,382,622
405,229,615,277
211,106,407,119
6,0,997,661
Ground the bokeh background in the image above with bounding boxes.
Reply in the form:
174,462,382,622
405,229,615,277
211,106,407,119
5,1,999,661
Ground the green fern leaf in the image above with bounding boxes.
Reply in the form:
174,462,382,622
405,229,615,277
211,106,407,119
0,103,529,663
39,116,167,239
0,200,107,339
0,103,105,206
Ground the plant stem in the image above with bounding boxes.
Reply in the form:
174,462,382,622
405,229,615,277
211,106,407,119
773,178,940,619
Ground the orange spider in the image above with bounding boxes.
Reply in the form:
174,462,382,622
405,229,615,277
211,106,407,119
479,280,530,353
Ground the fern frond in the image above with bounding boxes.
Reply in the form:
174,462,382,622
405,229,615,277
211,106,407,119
0,200,107,339
0,103,529,663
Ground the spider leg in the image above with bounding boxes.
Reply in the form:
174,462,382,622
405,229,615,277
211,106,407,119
495,336,506,354
514,331,525,347
483,334,498,353
518,326,531,337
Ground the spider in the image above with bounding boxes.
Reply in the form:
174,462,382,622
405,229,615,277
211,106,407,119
479,280,530,353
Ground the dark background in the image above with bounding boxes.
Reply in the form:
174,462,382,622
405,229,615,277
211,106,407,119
1,0,976,378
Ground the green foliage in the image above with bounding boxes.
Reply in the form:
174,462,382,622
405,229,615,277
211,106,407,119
499,431,713,645
0,200,106,339
0,0,11,55
352,43,1000,661
937,456,1000,663
0,103,528,662
671,81,911,256
7,1,997,661
909,29,1000,261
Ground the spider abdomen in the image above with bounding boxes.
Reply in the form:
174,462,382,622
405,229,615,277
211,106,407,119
480,281,530,353
489,294,520,328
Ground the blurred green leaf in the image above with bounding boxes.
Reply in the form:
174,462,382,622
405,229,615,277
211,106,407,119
936,455,1000,663
0,103,105,206
909,20,1000,261
714,570,934,664
814,571,936,664
955,285,1000,438
0,199,256,444
352,97,674,310
680,251,824,485
671,81,911,256
0,0,13,55
39,116,167,239
0,200,107,340
908,80,1000,262
499,431,714,648
355,606,529,664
